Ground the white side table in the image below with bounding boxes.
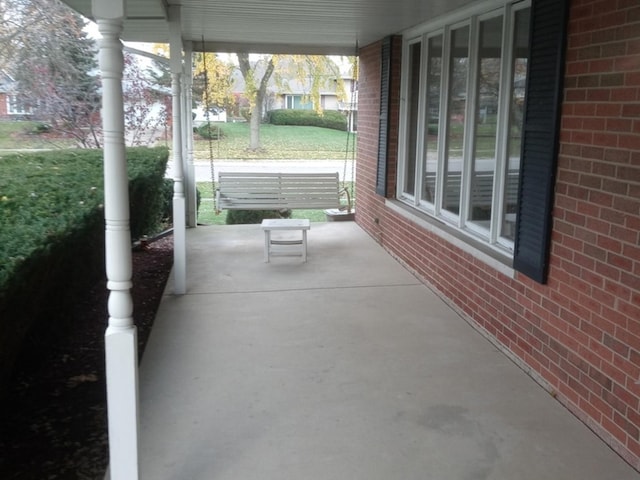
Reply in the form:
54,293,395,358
261,218,311,262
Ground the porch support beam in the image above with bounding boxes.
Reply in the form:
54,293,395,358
92,0,140,479
183,41,197,227
169,5,187,294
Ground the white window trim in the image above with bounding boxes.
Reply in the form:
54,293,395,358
397,0,531,259
6,94,32,115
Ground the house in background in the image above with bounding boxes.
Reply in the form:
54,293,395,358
220,59,357,129
0,71,32,119
272,74,358,131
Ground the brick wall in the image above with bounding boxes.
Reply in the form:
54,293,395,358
356,36,402,242
356,1,640,470
0,93,8,117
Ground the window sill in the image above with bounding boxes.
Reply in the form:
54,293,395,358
385,199,516,279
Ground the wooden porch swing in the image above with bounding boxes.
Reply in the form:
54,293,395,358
201,49,356,216
216,171,342,211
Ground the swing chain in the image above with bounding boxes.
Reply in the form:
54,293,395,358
342,53,358,213
201,40,219,214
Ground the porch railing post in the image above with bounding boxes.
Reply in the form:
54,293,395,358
169,5,187,294
184,41,197,228
92,0,140,478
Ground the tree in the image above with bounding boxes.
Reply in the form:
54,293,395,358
145,43,172,91
5,0,101,147
0,0,50,72
193,52,234,116
123,52,169,147
277,55,347,113
233,54,351,151
237,53,275,151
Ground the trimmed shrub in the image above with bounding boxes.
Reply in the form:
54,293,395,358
32,122,52,134
226,209,291,225
128,147,172,238
196,122,224,140
161,180,202,224
0,146,169,396
268,109,347,131
161,178,174,224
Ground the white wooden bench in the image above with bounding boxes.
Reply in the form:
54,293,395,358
216,172,341,211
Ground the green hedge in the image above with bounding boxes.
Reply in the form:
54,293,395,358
226,209,291,225
268,109,348,131
195,122,224,140
0,147,169,395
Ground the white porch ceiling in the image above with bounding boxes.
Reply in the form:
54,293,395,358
62,0,476,55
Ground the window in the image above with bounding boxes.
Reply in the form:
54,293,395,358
398,1,530,254
285,94,313,110
7,95,33,115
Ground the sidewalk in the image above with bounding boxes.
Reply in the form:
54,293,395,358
135,222,639,480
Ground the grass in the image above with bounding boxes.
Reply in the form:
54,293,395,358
0,119,357,160
0,120,75,150
194,122,356,160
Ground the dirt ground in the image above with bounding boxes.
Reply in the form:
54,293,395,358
0,235,174,479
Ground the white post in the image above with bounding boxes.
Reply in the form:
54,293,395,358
183,42,198,227
169,6,187,294
92,0,140,478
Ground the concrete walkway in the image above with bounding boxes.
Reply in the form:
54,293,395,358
137,222,638,480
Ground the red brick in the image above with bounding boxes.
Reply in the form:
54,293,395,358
613,195,640,214
622,104,640,117
607,118,634,132
604,333,632,358
587,88,612,102
589,58,615,73
604,389,629,415
611,86,639,101
613,382,640,410
619,133,640,150
614,411,639,439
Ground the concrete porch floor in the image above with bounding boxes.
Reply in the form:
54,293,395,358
136,221,638,480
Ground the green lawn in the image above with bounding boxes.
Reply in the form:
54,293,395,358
0,119,357,160
0,120,75,150
194,122,356,160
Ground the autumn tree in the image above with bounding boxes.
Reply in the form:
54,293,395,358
3,0,101,147
193,52,235,118
0,0,51,71
277,55,347,113
144,44,172,95
236,53,275,151
234,53,350,151
122,52,169,146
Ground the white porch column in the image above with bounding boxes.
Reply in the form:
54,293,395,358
183,42,197,227
169,5,187,294
92,1,140,479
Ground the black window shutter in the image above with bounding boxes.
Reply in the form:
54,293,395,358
513,0,570,284
376,36,392,196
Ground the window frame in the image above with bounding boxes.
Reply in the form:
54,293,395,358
6,94,33,116
397,0,531,258
284,94,313,110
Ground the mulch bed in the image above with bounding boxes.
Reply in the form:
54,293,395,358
0,235,174,479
